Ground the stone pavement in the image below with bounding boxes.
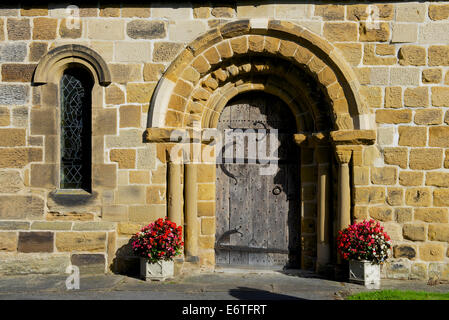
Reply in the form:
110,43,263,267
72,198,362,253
0,268,448,300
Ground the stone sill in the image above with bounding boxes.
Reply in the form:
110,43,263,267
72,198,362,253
52,189,91,196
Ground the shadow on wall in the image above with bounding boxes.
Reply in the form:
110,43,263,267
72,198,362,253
110,238,141,279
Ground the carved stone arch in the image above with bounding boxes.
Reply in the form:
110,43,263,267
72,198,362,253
202,74,316,131
148,20,373,131
145,21,378,272
33,44,111,86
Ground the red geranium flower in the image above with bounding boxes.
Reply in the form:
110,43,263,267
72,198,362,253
131,217,184,263
336,219,391,264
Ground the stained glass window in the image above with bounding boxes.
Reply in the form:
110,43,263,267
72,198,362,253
60,68,93,191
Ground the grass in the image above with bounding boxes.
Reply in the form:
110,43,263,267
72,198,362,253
347,289,449,300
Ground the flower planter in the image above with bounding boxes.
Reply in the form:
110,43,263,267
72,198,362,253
337,219,390,290
349,260,380,289
132,218,183,281
140,258,174,281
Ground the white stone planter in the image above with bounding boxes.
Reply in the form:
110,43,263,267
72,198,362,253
349,260,380,289
140,258,174,281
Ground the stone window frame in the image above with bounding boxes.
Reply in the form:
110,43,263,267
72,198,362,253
31,44,116,203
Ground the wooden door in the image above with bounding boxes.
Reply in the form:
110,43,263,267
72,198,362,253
215,92,301,269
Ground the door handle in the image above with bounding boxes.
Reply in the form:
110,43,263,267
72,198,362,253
272,186,282,195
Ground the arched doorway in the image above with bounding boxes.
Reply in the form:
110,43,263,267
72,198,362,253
145,20,376,272
215,92,301,269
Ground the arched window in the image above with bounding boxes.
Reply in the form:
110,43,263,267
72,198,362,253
59,67,93,191
32,44,111,193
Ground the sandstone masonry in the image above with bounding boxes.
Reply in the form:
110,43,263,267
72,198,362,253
0,2,447,281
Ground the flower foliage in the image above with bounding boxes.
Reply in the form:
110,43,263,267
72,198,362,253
337,219,391,264
132,217,184,263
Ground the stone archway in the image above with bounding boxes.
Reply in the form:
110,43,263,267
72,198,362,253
33,44,111,86
148,19,372,131
145,20,376,272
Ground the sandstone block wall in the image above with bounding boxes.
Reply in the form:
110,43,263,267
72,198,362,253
0,2,447,280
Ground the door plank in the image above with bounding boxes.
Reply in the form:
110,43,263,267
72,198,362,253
215,163,230,264
228,163,249,265
287,162,301,268
248,164,269,265
268,163,289,266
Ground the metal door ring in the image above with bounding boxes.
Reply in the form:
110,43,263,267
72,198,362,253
272,186,282,195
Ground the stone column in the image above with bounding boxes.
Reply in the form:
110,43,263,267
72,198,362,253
184,162,199,261
334,147,352,279
299,145,316,270
335,147,352,232
167,160,182,228
315,146,331,272
294,134,314,270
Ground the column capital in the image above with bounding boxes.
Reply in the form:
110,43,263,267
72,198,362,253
293,133,308,146
310,132,329,146
335,146,352,164
166,145,183,164
294,132,330,147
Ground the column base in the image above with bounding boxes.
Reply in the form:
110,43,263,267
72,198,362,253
185,255,199,263
316,263,335,278
316,244,332,276
174,256,184,276
334,260,349,281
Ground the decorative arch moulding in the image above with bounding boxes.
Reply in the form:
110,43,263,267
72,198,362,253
148,19,372,132
33,44,111,87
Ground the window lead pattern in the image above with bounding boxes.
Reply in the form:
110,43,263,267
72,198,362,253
60,72,86,189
